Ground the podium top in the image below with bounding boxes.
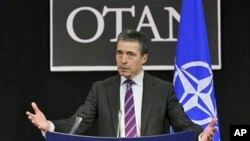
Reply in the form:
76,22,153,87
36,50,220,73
46,131,195,141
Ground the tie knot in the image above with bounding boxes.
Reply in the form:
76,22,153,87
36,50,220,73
125,79,134,87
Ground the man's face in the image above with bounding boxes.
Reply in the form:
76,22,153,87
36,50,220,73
116,40,148,79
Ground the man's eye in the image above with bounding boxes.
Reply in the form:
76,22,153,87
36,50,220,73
127,52,136,57
116,51,123,55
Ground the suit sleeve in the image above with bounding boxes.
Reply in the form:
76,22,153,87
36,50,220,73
166,84,203,139
52,82,98,134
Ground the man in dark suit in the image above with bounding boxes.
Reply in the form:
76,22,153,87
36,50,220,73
27,29,216,141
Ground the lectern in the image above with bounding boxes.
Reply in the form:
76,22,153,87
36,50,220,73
46,131,195,141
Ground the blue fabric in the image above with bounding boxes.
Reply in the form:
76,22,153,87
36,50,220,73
173,0,220,141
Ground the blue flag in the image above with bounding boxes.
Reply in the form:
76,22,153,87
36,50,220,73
173,0,220,141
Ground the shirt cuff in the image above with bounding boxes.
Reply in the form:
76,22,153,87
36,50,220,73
41,120,55,137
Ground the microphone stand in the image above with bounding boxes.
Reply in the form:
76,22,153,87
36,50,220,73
117,110,122,137
69,113,86,134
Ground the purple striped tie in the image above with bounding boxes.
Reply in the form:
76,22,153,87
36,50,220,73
124,80,137,138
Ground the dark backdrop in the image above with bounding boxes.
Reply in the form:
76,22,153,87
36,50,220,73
0,0,249,141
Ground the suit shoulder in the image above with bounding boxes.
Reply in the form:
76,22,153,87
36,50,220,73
145,72,173,87
94,74,120,86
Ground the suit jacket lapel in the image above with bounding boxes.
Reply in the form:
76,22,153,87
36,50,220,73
106,73,157,136
106,75,120,135
141,73,157,135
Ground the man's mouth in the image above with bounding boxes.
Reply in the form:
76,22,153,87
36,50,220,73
120,67,129,71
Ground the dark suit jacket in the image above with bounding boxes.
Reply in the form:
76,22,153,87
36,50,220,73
53,72,203,138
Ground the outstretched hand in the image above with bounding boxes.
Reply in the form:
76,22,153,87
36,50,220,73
201,118,217,141
26,102,50,131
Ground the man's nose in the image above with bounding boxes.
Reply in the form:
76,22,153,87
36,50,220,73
121,54,128,63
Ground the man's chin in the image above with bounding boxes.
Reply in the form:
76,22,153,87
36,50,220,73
119,71,131,78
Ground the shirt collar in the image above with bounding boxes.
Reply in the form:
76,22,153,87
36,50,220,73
120,71,144,87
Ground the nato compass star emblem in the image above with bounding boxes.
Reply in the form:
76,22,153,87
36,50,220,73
173,61,218,126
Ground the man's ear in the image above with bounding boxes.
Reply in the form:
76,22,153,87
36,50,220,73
142,54,148,64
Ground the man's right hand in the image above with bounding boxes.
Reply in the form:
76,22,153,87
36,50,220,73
26,102,50,131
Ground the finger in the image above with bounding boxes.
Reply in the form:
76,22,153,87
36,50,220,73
38,125,42,129
27,111,38,122
208,130,215,141
31,102,41,114
28,115,37,124
26,111,35,117
28,115,34,120
208,136,212,141
31,119,36,124
212,118,217,124
212,127,217,132
212,126,218,134
26,112,37,120
209,118,217,127
30,118,39,127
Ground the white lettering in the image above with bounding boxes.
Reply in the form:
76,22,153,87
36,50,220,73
66,7,104,43
234,129,241,136
234,129,248,136
164,7,180,41
136,5,164,41
241,129,247,136
103,6,135,42
66,6,180,43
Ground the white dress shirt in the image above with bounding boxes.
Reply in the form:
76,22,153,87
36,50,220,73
119,71,144,137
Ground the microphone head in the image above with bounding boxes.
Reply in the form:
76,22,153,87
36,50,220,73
79,113,86,119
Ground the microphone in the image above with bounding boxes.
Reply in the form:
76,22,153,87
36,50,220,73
117,110,122,137
69,113,86,134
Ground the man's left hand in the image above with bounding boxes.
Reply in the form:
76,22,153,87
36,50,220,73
200,118,217,141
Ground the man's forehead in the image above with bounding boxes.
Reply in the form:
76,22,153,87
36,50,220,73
117,41,140,51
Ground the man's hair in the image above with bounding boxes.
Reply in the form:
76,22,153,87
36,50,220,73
117,29,149,55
